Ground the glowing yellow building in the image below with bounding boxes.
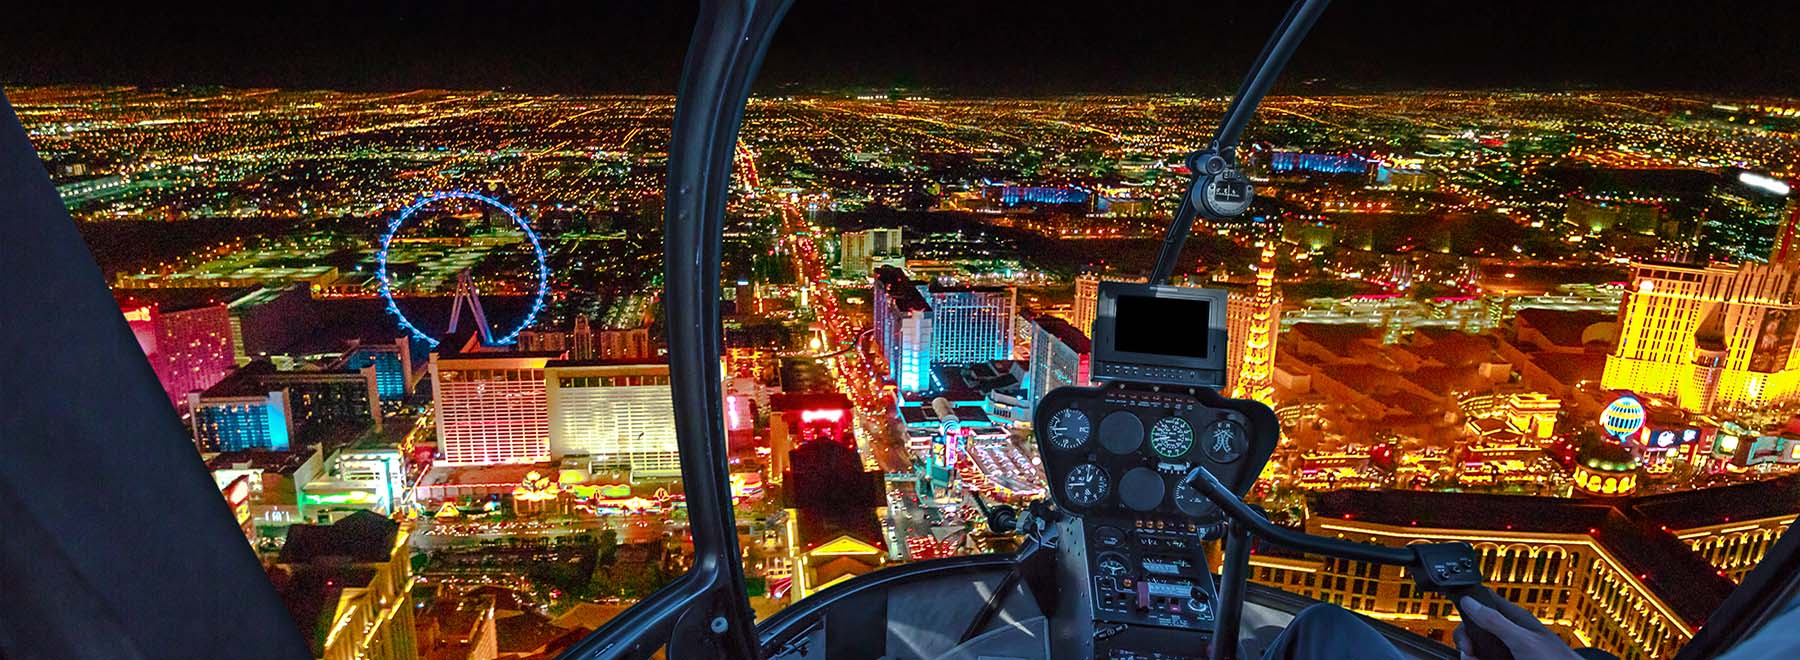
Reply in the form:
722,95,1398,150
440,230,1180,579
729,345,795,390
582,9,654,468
1229,240,1281,404
1246,478,1800,660
1070,273,1146,338
781,508,887,601
1603,260,1800,413
274,511,419,660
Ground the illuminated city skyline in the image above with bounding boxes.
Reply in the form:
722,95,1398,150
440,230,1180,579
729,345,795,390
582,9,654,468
14,82,1800,660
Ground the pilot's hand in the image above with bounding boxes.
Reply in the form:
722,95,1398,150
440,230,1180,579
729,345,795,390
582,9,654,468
1454,595,1582,660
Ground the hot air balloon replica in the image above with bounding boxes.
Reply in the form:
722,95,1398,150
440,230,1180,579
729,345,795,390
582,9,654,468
1600,395,1647,443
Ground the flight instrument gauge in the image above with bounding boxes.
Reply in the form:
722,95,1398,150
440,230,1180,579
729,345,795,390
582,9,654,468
1098,411,1145,454
1149,416,1195,459
1203,418,1248,464
1174,479,1223,522
1096,553,1130,577
1064,463,1111,507
1118,467,1167,512
1194,168,1255,218
1046,408,1092,450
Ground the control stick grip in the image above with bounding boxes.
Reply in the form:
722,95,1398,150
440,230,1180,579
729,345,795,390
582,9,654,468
1449,585,1517,660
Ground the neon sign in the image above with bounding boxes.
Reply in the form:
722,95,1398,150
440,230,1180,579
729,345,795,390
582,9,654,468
1600,396,1646,441
800,409,845,424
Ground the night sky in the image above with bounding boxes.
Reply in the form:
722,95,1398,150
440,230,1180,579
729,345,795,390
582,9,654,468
2,0,1796,95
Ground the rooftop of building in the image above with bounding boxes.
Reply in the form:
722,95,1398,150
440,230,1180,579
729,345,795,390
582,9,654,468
417,463,556,488
205,448,317,474
795,507,887,555
197,361,281,398
1305,476,1800,626
873,266,930,313
784,439,887,552
543,357,668,369
1629,475,1800,531
436,330,568,360
1288,323,1385,362
1403,329,1506,367
201,360,372,398
900,403,994,427
1514,308,1617,349
278,510,400,565
272,562,378,657
270,512,406,655
1527,350,1608,388
777,357,835,394
114,287,256,314
929,361,1027,399
1033,315,1092,353
419,589,495,643
500,619,592,659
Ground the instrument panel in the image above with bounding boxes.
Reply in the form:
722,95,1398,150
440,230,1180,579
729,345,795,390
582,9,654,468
1035,384,1279,653
1036,385,1275,518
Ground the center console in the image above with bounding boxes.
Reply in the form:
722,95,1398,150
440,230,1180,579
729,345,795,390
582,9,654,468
1037,282,1281,659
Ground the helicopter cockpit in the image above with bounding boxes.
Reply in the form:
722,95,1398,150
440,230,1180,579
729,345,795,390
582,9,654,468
9,1,1800,659
564,1,1582,658
542,2,1800,659
741,281,1506,660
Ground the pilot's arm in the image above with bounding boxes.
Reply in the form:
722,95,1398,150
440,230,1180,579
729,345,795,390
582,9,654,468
1453,597,1602,660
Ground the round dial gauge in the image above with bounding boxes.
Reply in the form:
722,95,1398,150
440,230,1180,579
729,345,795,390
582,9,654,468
1096,553,1130,577
1045,408,1092,450
1098,411,1145,455
1150,416,1195,459
1174,479,1223,522
1092,526,1127,550
1203,418,1248,464
1063,463,1111,507
1194,169,1255,218
1118,467,1167,512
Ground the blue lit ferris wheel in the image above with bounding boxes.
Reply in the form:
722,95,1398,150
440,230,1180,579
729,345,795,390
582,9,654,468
375,191,550,348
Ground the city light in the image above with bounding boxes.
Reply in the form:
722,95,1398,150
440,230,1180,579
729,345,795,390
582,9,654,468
23,78,1800,660
800,408,845,424
1737,171,1792,197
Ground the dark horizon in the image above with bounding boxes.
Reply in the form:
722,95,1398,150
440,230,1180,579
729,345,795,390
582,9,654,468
3,1,1798,97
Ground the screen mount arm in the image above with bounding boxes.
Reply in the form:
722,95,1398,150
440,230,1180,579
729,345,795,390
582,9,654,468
1147,0,1334,285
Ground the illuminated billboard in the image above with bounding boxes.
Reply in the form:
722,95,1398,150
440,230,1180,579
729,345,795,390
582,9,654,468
1749,309,1800,374
222,474,254,541
1600,396,1646,441
1712,432,1800,467
1643,426,1701,451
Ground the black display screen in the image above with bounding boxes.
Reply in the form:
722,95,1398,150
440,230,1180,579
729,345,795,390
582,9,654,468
1112,295,1210,358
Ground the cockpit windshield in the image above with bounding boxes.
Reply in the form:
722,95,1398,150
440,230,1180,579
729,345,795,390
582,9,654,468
5,2,1800,660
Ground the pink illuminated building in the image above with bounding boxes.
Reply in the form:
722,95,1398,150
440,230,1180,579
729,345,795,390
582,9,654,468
121,300,236,410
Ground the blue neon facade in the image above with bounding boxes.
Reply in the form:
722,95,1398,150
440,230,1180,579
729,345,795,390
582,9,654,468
1269,151,1374,176
344,348,406,403
873,266,933,393
872,266,1015,394
997,185,1089,206
192,392,291,452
